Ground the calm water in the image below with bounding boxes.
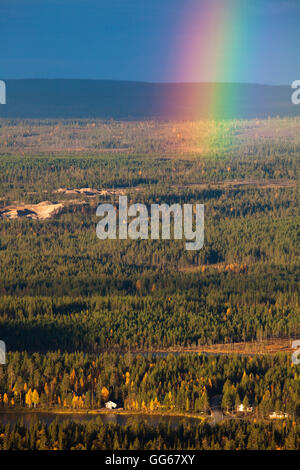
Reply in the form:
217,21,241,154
0,411,205,429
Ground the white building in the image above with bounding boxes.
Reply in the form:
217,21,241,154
105,401,117,410
236,403,253,413
269,411,289,419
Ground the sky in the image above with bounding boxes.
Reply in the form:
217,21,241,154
0,0,299,84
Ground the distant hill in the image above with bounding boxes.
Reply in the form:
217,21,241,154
0,79,298,119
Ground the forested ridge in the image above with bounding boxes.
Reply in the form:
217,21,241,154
0,117,299,450
0,122,298,349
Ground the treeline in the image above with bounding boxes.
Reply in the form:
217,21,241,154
0,288,299,350
0,352,299,418
1,419,299,450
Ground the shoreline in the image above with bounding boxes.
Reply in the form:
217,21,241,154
0,407,208,421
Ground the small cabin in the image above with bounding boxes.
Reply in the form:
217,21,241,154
236,403,253,413
105,401,117,410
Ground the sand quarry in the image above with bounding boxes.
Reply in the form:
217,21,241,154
0,201,64,220
0,187,127,220
0,180,294,221
56,187,126,196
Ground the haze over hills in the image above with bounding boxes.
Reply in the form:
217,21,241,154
0,79,298,119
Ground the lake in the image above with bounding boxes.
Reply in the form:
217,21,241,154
0,411,207,429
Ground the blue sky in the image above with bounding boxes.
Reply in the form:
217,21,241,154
0,0,299,84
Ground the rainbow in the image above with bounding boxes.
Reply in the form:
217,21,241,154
163,1,262,120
